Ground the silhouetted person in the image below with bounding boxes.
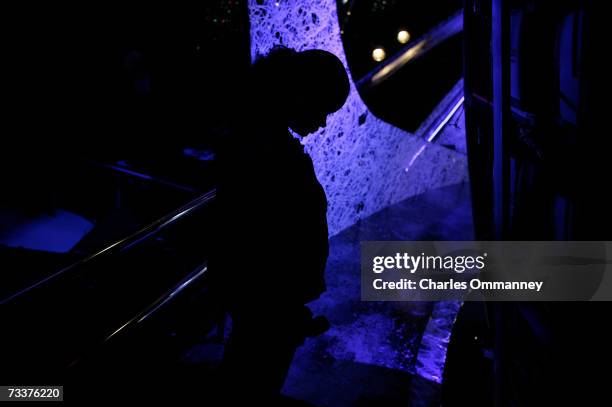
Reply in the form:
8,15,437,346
211,47,349,400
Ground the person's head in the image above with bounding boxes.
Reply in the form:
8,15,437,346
251,47,350,137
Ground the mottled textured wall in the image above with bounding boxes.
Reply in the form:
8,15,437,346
248,0,468,236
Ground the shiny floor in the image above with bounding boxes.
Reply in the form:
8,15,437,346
183,181,473,405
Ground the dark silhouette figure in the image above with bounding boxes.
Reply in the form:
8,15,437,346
211,47,349,400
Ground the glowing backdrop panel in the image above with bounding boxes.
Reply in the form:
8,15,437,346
248,0,468,236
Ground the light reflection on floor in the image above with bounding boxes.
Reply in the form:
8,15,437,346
283,182,473,406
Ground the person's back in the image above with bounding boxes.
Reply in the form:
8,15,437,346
216,125,328,305
211,46,349,399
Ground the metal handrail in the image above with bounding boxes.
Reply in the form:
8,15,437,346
65,261,209,368
0,189,216,305
102,262,209,344
89,160,201,194
356,10,463,89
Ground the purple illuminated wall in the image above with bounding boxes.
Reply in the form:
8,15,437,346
248,0,468,236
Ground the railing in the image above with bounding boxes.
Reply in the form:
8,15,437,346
89,160,201,194
356,10,463,90
65,260,211,368
0,189,216,306
104,262,209,343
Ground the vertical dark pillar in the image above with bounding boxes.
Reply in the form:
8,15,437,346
464,0,495,240
491,1,510,406
491,0,510,241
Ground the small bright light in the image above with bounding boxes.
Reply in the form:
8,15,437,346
372,47,386,62
397,30,411,44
